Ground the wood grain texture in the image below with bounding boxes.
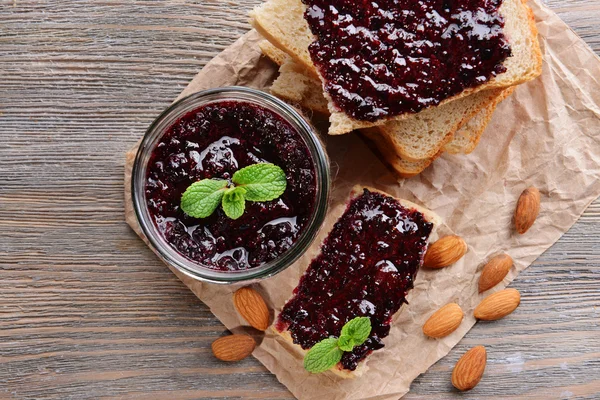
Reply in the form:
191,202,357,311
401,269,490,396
1,1,599,399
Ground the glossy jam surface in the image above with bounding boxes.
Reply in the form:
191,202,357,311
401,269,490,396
145,101,317,271
276,189,434,371
303,0,512,121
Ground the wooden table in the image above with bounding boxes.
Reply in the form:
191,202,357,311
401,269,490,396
1,1,599,399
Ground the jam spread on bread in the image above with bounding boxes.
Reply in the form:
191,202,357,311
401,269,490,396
145,101,317,271
276,189,434,371
302,0,512,121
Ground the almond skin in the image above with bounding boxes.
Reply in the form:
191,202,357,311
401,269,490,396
478,254,513,293
233,287,270,331
474,288,521,320
515,187,541,234
211,334,256,362
423,235,468,269
423,303,464,338
452,345,487,391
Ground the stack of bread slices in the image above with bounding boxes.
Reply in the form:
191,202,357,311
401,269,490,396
250,0,542,177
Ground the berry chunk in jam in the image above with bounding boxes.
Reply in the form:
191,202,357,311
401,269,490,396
145,100,317,271
302,0,512,121
276,188,435,371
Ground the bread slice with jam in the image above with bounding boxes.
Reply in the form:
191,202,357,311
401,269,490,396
251,0,541,135
259,39,513,162
273,186,441,377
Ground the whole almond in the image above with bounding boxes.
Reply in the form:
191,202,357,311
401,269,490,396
211,334,255,361
474,288,521,320
233,287,270,331
515,187,540,234
423,235,468,268
452,345,487,391
423,303,464,338
478,254,513,293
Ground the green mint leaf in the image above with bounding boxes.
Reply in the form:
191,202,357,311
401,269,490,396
180,179,228,218
221,186,246,220
340,317,371,346
337,335,355,352
304,338,343,374
232,163,287,202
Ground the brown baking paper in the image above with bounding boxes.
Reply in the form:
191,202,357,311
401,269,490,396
124,1,600,398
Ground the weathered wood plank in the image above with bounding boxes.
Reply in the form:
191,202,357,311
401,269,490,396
1,0,599,399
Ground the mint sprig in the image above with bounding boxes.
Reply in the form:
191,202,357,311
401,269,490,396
180,163,287,220
303,317,372,374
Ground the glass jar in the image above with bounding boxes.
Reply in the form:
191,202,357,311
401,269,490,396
131,87,330,284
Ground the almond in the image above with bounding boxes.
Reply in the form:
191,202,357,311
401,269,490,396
452,345,487,391
211,334,255,361
515,187,541,234
423,235,468,268
422,303,464,338
233,287,270,331
478,254,513,293
474,288,521,320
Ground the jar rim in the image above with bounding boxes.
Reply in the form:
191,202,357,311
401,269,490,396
131,86,330,284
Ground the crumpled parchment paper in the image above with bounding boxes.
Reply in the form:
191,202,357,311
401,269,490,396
124,1,600,398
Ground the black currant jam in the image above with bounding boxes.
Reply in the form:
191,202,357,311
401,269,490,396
145,100,318,271
276,189,434,371
302,0,512,121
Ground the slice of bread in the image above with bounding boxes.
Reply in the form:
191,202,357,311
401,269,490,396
274,185,441,378
250,0,542,135
261,43,508,162
263,38,514,173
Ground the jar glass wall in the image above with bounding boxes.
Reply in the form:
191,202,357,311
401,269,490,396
132,87,330,284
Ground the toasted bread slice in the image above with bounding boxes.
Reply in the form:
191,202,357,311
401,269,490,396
274,186,441,377
250,0,542,135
